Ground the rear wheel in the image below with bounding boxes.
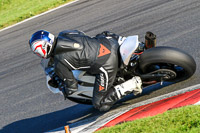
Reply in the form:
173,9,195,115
139,46,196,82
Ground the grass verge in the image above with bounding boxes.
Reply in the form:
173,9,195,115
96,105,200,133
0,0,74,30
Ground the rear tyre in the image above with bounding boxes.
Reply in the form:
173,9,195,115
139,46,196,82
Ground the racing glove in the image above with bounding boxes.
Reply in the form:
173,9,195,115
48,76,60,88
59,84,77,100
100,31,120,40
45,67,60,88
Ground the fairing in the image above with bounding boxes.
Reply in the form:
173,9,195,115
120,36,139,65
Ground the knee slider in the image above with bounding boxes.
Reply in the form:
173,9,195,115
99,105,111,112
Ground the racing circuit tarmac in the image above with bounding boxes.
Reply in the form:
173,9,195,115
0,0,200,132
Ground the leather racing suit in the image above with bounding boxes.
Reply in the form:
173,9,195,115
51,30,120,111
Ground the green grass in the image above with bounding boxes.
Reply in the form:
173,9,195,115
96,105,200,133
0,0,73,29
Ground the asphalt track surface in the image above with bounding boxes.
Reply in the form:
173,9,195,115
0,0,200,133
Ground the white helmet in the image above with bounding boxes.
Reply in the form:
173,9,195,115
29,30,55,58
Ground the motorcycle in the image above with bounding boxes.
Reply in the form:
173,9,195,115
41,32,196,104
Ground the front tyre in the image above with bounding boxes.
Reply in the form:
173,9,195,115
139,46,196,82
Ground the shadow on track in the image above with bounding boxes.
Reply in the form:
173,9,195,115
113,82,174,109
1,82,173,133
0,104,101,133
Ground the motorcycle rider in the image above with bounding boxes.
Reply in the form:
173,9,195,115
29,30,144,111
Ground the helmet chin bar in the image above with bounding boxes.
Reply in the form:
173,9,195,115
31,40,47,58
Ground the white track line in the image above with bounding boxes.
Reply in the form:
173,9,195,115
194,101,200,105
0,0,79,33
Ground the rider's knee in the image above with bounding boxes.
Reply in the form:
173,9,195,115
93,102,111,112
92,100,101,110
93,99,112,112
99,105,111,112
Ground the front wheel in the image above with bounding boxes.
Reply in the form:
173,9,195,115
139,46,196,82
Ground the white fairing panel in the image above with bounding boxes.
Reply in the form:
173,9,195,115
46,70,95,99
72,70,95,84
68,85,93,99
40,58,50,70
120,35,139,65
69,70,95,99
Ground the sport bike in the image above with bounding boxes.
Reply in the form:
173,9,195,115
41,32,196,104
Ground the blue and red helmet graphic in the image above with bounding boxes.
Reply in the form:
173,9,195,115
29,30,55,58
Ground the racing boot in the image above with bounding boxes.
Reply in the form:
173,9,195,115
99,76,142,111
114,76,142,99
